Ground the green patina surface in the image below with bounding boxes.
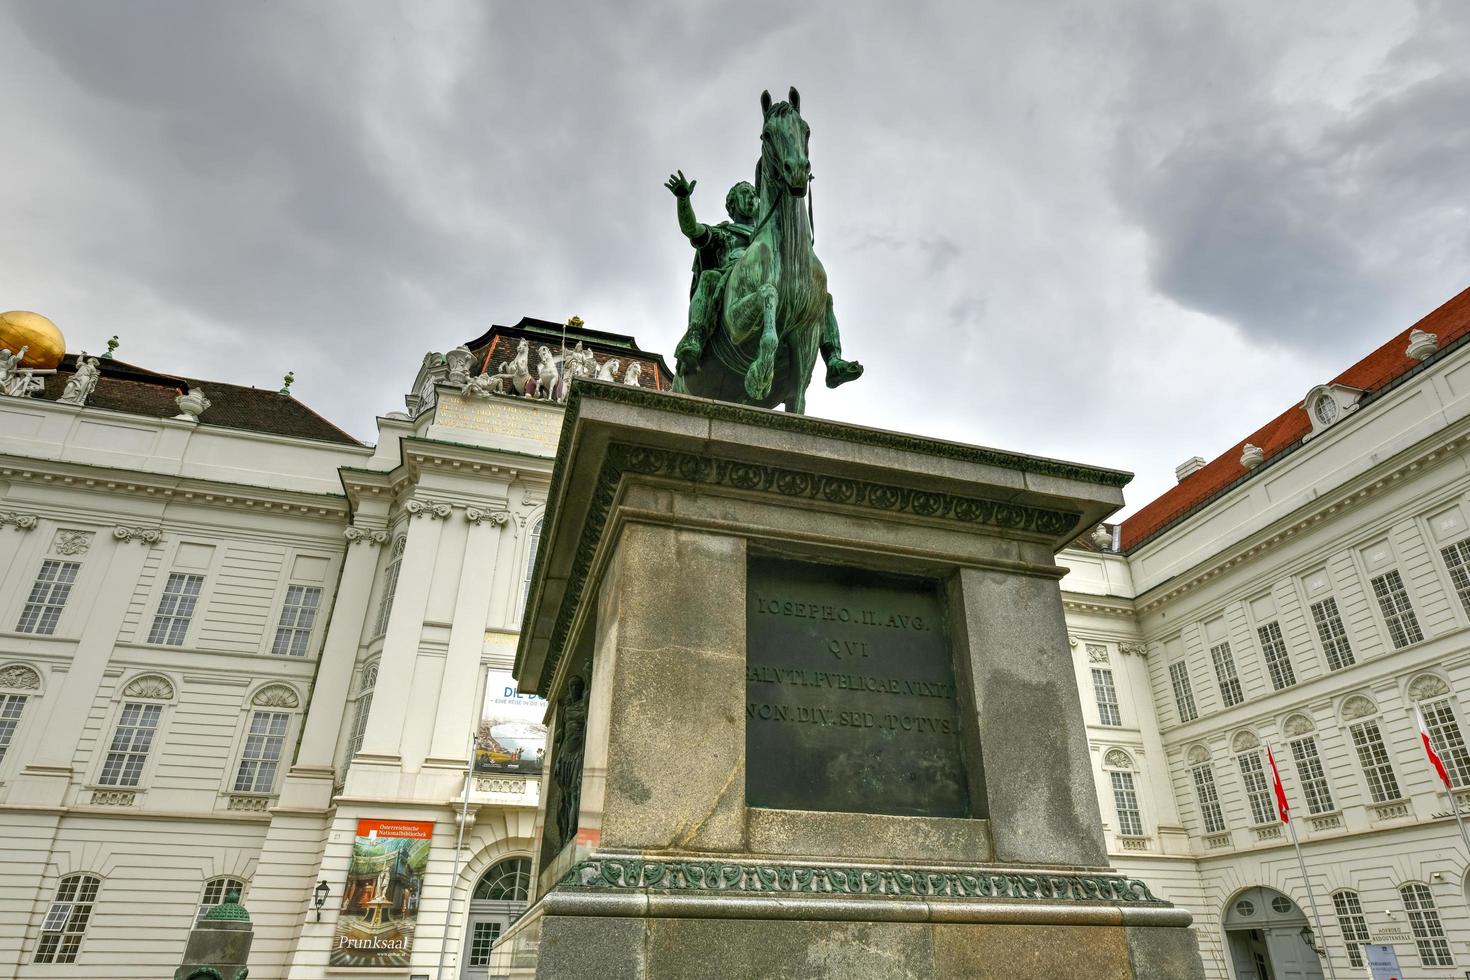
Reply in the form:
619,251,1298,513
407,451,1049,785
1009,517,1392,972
202,890,251,922
558,858,1167,905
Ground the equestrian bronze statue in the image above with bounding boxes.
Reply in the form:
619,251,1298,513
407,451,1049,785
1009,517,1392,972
667,87,862,413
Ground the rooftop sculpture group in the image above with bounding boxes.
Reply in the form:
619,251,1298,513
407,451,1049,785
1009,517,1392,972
667,87,862,414
458,338,643,403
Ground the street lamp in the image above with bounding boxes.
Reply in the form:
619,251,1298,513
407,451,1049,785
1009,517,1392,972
313,880,330,922
1299,925,1325,956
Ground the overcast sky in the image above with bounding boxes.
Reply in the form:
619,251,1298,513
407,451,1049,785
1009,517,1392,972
3,1,1466,515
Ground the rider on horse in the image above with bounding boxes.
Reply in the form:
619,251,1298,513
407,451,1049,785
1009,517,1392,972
666,173,757,377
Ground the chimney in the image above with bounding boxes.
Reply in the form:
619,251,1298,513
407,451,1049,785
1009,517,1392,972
1175,456,1207,482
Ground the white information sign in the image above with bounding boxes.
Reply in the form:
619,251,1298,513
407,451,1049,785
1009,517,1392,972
1364,943,1403,980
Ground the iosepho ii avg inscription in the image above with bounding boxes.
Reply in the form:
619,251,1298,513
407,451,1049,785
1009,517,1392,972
746,556,972,818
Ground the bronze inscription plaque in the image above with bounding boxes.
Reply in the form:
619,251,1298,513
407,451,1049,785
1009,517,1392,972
745,555,971,818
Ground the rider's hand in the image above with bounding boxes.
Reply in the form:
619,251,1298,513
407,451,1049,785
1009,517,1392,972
664,170,696,198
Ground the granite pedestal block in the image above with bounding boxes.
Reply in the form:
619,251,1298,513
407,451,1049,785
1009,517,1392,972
495,382,1204,979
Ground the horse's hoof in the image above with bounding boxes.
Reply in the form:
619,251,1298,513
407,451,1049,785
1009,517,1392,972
825,358,864,389
744,362,773,401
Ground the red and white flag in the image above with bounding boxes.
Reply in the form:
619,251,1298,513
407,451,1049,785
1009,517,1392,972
1417,705,1454,789
1266,747,1291,824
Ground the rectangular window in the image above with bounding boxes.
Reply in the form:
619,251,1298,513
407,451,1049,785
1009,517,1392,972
1309,597,1355,670
17,560,81,635
1209,641,1244,707
270,584,322,657
1190,763,1227,834
1237,750,1276,825
1091,668,1122,726
1110,770,1144,836
1256,621,1297,690
1169,662,1197,723
1401,882,1454,966
147,572,204,646
469,920,502,967
34,874,100,964
1442,540,1470,615
1288,736,1335,814
1333,891,1371,969
233,711,289,793
1371,570,1423,648
1420,698,1470,787
98,702,163,787
1349,720,1402,802
0,693,27,765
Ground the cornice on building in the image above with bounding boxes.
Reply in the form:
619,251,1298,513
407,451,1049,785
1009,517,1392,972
1133,418,1470,615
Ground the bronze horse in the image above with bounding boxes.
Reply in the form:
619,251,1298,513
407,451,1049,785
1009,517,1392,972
676,88,862,413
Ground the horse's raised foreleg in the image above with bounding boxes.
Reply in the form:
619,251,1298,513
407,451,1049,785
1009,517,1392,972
741,282,779,401
821,294,863,388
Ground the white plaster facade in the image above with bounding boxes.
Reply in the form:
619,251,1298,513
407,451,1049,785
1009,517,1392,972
1063,316,1470,978
1,297,1468,979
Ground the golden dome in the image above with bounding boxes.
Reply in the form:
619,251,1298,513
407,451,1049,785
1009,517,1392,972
0,311,65,369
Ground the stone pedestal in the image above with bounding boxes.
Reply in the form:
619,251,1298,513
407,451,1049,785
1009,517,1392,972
493,382,1205,979
175,891,253,980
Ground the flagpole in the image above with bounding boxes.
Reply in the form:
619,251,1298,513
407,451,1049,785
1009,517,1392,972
1418,705,1470,855
1269,745,1338,980
1285,814,1338,980
435,729,476,980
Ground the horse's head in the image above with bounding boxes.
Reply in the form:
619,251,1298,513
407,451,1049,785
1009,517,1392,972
759,86,811,198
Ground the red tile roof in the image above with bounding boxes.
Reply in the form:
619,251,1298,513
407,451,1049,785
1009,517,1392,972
36,356,362,446
1119,285,1470,552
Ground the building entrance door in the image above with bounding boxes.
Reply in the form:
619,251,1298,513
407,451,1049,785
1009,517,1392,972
1222,886,1325,980
459,858,531,980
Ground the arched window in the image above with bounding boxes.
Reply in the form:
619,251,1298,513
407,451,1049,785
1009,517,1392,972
1332,890,1371,969
343,661,379,771
197,876,246,923
34,873,100,963
373,537,407,639
1400,882,1454,966
1185,746,1227,835
474,857,531,902
519,519,543,616
0,663,41,767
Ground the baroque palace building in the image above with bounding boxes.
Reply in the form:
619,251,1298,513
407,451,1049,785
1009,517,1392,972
0,286,1467,980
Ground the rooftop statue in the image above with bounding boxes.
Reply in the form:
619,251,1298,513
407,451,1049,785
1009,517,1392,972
667,87,862,413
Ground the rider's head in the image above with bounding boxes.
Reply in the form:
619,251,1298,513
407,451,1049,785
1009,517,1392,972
726,181,757,224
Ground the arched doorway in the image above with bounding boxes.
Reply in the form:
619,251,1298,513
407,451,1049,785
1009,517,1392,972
1222,886,1324,980
460,857,531,980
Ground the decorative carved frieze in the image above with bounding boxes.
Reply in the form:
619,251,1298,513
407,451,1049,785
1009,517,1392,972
465,508,512,526
1340,694,1377,722
252,684,300,708
122,674,174,700
0,664,42,690
475,775,528,795
343,526,389,546
90,791,136,806
1373,801,1412,821
1086,643,1110,664
559,858,1166,905
1102,749,1134,770
534,440,1084,695
1117,836,1150,852
405,499,452,520
53,529,93,555
113,525,163,545
1308,813,1343,832
1203,832,1232,850
0,511,38,532
1252,825,1283,842
226,794,271,812
1117,643,1147,657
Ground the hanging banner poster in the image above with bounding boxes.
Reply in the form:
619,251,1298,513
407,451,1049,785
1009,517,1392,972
475,669,547,775
330,819,434,968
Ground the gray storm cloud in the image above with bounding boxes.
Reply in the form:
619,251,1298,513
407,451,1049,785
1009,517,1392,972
2,0,1465,515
